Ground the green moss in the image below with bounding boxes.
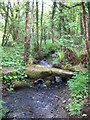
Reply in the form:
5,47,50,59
26,64,52,79
45,80,51,86
63,64,75,71
12,80,29,88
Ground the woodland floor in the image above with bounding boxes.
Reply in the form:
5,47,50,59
2,83,70,119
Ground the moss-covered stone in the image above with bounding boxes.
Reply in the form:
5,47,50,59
12,80,29,88
26,64,52,79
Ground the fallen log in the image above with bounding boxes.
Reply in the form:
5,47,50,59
26,64,74,80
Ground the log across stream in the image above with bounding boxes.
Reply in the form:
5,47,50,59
26,52,73,84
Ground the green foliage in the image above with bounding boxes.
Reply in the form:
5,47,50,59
0,100,8,119
2,66,27,90
63,63,75,71
68,71,89,115
45,80,51,86
2,43,25,67
42,39,57,55
2,43,27,90
28,55,34,65
53,50,67,66
73,48,82,61
69,97,85,115
57,50,65,61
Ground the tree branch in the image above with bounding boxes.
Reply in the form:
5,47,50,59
58,0,82,9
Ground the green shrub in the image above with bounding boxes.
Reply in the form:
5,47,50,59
57,50,65,61
42,39,57,55
68,71,88,115
0,100,8,119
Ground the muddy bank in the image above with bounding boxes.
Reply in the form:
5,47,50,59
2,83,70,118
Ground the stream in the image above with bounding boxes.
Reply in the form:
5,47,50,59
2,52,70,119
39,51,65,84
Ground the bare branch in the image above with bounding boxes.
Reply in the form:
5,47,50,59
58,0,82,9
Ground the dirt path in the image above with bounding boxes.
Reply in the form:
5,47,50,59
2,83,70,119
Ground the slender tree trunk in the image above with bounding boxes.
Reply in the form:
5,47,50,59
87,2,90,70
36,1,39,51
59,16,61,38
2,2,9,46
15,0,20,40
32,24,35,43
40,0,43,50
30,0,34,53
52,1,56,42
80,15,84,38
87,2,90,43
58,2,62,38
9,3,16,41
24,0,29,63
82,2,90,56
52,27,61,49
51,1,60,48
44,28,46,46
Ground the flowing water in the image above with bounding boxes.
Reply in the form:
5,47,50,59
39,51,64,84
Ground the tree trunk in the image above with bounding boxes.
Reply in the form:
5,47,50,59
30,0,34,53
40,0,43,50
2,2,9,46
59,3,62,38
80,14,84,41
15,0,20,40
52,27,61,49
24,0,29,63
52,1,56,42
82,2,90,56
36,0,39,51
51,1,60,48
44,28,46,46
87,2,90,70
9,3,17,41
87,2,90,43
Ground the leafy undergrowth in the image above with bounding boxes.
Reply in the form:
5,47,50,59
2,42,25,67
68,71,89,117
1,40,57,90
31,39,57,59
0,100,8,119
1,42,27,90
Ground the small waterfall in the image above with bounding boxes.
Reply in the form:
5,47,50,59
40,60,52,68
39,51,57,68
